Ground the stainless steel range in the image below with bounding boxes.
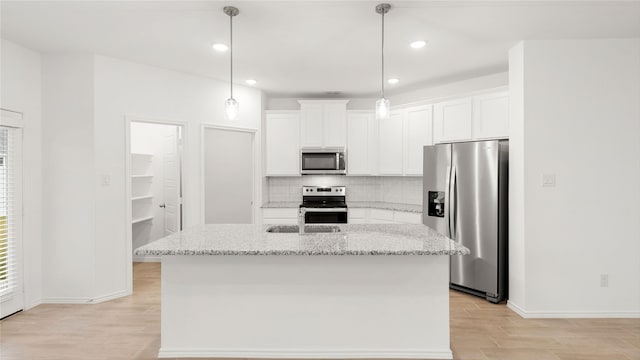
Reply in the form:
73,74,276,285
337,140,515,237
300,186,348,224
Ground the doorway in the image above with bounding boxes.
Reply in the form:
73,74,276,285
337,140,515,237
128,120,184,262
0,110,23,319
203,126,255,224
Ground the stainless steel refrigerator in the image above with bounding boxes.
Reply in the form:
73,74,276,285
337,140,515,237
422,140,508,303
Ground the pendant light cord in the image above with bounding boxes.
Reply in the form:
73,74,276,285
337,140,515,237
229,12,234,99
381,9,385,99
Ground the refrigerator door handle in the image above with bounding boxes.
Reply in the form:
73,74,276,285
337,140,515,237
450,166,457,240
445,165,452,238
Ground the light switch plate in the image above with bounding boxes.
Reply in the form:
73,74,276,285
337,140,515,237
542,174,556,187
102,174,112,186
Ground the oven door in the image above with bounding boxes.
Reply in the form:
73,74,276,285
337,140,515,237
304,208,348,224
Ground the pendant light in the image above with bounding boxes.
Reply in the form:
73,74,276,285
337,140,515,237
375,3,391,120
223,6,239,120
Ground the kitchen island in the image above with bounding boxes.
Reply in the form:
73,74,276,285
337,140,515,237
135,224,469,359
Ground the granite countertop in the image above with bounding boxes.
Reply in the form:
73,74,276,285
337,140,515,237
261,201,422,213
134,224,469,256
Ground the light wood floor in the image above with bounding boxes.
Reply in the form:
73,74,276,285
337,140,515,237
1,262,638,360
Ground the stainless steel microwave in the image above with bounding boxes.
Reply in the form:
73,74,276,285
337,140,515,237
300,147,346,175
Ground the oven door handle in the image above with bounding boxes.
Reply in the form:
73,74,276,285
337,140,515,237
303,208,348,213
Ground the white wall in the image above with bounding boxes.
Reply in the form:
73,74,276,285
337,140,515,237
41,53,96,301
388,72,508,106
0,39,43,309
93,55,263,299
38,53,263,302
508,39,640,317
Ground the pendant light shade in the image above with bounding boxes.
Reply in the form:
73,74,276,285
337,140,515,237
225,98,239,120
376,98,390,120
223,6,239,120
375,3,391,120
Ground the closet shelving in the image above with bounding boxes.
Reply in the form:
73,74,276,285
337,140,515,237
131,153,154,224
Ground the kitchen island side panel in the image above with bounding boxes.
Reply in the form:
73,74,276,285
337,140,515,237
159,255,452,359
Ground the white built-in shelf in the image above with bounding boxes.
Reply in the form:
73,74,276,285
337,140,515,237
131,174,154,178
131,153,153,157
132,216,154,224
132,195,153,201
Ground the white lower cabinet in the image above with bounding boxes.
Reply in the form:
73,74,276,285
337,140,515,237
262,208,298,224
349,208,422,225
264,207,422,225
347,208,369,224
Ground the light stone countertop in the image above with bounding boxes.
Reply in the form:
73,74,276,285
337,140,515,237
261,201,422,213
134,224,469,256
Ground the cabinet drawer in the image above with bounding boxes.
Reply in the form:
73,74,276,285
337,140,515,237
348,208,368,219
370,209,394,221
262,208,298,219
394,211,422,224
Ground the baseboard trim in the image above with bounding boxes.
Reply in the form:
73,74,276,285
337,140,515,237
158,348,453,359
133,255,161,263
507,300,640,318
42,290,130,305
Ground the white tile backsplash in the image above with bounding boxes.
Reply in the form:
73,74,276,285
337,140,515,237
266,176,422,205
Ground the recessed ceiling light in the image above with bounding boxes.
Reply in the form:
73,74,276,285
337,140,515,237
245,79,257,85
410,40,427,49
388,78,399,84
212,43,229,52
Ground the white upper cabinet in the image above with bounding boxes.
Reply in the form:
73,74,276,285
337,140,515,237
299,100,349,148
347,111,376,175
403,105,433,176
265,111,300,176
473,91,509,140
433,90,509,144
378,110,404,175
433,98,473,143
299,103,324,147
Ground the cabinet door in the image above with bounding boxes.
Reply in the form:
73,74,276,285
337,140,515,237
347,112,375,175
323,103,347,147
433,98,472,143
265,112,300,176
473,92,509,139
403,105,433,175
300,104,324,147
378,110,404,175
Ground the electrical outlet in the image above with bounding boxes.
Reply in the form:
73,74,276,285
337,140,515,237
542,174,556,187
600,274,609,287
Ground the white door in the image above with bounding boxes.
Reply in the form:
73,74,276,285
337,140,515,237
204,128,253,224
404,105,433,175
378,110,404,175
265,112,300,176
0,111,23,319
347,111,375,175
433,98,473,143
473,92,509,140
163,128,181,235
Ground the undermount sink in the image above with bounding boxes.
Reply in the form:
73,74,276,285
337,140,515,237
266,225,341,234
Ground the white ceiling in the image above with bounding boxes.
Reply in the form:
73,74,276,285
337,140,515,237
2,1,640,97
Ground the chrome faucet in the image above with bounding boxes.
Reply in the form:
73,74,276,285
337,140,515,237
298,207,306,234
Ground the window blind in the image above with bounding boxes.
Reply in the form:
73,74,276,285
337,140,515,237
0,126,20,297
